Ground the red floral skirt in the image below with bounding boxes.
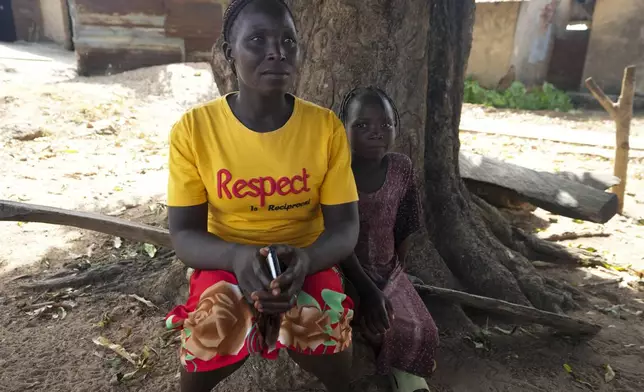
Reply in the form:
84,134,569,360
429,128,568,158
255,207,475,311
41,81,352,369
165,267,354,372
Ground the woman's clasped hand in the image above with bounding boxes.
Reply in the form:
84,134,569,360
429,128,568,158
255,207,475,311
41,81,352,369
232,245,312,315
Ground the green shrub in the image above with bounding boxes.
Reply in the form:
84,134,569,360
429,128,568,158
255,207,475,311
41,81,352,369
464,78,573,112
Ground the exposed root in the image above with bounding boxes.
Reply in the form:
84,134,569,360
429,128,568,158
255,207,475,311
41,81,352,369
434,192,583,313
20,264,125,291
473,193,608,271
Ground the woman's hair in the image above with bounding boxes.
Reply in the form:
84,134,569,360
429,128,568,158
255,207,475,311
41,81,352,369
223,0,294,42
338,86,401,127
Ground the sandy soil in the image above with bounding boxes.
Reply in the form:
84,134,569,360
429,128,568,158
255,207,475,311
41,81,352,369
1,43,643,392
0,42,217,273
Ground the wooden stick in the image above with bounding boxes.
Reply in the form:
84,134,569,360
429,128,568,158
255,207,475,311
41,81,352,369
0,200,172,248
414,284,601,336
2,200,601,335
585,66,637,214
543,231,610,242
579,278,622,288
585,78,617,117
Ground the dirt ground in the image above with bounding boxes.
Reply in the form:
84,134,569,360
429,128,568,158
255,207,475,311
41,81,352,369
1,42,644,392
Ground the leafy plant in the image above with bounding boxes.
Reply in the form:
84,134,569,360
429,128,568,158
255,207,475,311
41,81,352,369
464,78,573,112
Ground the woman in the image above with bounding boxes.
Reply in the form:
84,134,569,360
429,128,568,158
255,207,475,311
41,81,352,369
164,1,359,391
339,87,439,392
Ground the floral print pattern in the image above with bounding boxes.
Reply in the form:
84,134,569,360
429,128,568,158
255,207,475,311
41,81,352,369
166,268,353,372
183,281,253,360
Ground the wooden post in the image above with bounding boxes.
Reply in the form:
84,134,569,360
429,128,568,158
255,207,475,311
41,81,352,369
585,66,637,214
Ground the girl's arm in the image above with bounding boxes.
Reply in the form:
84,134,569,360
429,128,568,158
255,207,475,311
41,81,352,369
395,236,414,265
341,253,393,335
340,253,381,295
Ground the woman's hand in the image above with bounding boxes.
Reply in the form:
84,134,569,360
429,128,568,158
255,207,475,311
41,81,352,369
254,245,311,310
231,245,274,304
359,287,394,336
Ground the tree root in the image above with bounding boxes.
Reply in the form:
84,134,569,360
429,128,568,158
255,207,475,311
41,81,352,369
20,264,125,291
472,193,607,268
420,189,591,315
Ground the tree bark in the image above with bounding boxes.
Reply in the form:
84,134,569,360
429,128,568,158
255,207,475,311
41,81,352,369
210,0,582,328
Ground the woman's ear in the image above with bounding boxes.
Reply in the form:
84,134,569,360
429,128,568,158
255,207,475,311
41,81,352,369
222,41,233,63
222,41,237,76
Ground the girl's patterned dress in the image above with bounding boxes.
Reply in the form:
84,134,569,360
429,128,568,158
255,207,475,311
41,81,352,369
355,152,439,377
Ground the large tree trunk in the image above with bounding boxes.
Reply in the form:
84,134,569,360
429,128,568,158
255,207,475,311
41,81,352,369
211,0,580,331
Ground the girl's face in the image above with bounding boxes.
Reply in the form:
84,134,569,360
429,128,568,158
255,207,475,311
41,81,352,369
225,1,299,95
346,95,396,160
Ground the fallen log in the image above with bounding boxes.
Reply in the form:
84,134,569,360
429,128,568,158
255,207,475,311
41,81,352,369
459,152,618,223
2,200,601,335
464,170,619,211
414,284,601,336
464,180,536,211
553,171,620,191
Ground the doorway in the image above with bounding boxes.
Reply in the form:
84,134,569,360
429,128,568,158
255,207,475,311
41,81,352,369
0,0,17,42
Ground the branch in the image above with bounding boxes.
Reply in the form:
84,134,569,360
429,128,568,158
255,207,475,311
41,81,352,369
543,231,610,242
585,77,618,117
414,284,601,336
617,65,637,112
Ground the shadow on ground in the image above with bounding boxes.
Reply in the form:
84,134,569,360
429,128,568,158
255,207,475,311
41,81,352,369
0,203,643,392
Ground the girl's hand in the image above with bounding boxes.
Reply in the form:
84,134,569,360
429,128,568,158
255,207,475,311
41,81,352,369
360,287,394,336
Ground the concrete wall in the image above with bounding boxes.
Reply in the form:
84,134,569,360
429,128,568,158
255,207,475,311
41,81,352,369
11,0,71,46
582,0,644,95
466,1,522,89
40,0,69,45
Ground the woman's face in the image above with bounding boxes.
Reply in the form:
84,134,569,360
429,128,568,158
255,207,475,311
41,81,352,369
226,2,298,95
346,96,397,160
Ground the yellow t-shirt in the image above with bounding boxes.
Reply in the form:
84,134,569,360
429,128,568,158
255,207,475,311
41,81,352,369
167,94,358,248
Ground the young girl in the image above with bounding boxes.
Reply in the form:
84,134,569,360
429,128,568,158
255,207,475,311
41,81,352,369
339,87,439,392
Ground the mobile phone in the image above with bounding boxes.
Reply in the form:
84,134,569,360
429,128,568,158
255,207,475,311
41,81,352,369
267,246,282,279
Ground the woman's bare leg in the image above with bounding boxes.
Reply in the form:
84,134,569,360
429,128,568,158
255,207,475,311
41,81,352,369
180,359,247,392
288,347,353,392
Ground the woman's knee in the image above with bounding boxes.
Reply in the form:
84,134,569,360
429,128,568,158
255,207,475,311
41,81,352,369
288,348,353,385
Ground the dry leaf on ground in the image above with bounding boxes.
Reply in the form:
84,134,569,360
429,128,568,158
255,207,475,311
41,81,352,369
129,294,156,309
92,336,136,365
604,364,616,382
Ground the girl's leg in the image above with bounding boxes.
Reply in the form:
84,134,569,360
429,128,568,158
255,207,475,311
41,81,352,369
389,367,430,392
180,359,247,392
288,348,353,392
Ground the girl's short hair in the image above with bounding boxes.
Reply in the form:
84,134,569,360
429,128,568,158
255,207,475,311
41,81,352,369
338,86,400,127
